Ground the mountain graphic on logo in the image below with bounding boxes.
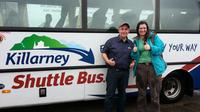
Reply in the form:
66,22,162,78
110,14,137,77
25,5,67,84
11,34,67,50
10,34,94,64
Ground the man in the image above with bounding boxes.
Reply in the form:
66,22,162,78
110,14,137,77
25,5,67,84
101,23,134,112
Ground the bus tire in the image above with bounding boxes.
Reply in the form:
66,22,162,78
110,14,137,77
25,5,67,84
160,74,185,104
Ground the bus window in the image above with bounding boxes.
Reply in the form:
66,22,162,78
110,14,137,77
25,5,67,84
160,0,199,31
87,0,155,30
0,0,82,28
0,1,20,27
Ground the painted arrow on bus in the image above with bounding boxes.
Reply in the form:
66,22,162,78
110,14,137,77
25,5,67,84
35,48,95,64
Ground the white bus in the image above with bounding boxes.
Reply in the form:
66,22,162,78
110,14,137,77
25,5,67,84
0,0,200,108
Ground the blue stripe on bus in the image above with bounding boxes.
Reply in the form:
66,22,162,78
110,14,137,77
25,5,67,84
190,65,200,89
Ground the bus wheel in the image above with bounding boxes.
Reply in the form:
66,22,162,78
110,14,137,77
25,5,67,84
160,75,184,103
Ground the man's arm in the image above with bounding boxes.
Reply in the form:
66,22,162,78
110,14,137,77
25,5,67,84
101,53,115,66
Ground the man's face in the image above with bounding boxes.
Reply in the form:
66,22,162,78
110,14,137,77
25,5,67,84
118,26,130,38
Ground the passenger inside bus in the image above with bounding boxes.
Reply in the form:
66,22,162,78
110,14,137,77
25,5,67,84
90,8,108,28
39,13,53,28
109,14,122,28
146,14,154,29
55,0,79,28
120,11,137,29
4,10,20,27
44,14,52,28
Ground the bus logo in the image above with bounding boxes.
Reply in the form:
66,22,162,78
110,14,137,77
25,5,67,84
6,34,95,66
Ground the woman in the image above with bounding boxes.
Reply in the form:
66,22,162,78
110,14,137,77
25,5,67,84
131,21,166,112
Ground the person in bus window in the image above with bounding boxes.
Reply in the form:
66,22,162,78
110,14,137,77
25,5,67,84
55,0,78,28
44,13,52,27
4,10,20,27
39,13,52,28
101,22,134,112
90,8,108,28
130,21,166,112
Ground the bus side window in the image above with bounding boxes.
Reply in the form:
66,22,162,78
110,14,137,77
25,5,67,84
160,0,199,31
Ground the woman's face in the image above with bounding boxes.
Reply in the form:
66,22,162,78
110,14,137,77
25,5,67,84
138,24,147,37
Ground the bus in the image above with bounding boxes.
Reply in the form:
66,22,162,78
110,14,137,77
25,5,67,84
0,0,200,108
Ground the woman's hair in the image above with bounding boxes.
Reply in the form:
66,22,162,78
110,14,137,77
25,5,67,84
136,21,150,41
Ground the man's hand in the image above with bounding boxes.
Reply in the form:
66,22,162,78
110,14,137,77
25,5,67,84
133,47,137,52
107,58,116,66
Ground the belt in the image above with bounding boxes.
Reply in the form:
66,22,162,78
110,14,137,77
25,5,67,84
109,68,129,72
139,62,152,66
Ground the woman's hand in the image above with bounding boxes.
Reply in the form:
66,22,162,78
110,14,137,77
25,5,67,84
129,60,135,68
144,42,151,51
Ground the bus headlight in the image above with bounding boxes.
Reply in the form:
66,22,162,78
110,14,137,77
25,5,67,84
0,84,5,89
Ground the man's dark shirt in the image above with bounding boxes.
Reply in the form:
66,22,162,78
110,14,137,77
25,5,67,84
101,36,134,70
